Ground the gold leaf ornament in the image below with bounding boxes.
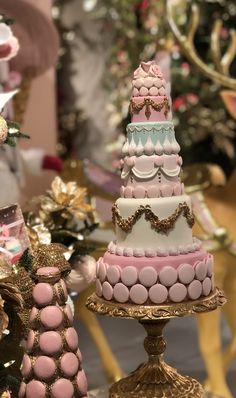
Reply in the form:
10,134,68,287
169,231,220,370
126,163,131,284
0,115,8,144
42,176,93,220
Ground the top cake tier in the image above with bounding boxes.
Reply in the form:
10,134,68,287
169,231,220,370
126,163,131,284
130,61,170,123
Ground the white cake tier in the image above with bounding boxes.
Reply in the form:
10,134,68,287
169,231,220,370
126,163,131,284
114,195,193,253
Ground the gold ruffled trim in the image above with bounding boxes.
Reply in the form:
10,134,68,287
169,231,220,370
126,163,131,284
129,96,170,119
112,201,194,233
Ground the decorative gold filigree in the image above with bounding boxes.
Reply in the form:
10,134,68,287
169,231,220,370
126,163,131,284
129,96,170,119
112,202,195,233
86,289,226,321
110,361,203,398
87,291,225,397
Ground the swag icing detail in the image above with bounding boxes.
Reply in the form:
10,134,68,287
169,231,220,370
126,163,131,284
112,202,195,233
129,97,170,120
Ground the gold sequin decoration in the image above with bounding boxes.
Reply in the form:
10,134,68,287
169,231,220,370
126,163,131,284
112,202,195,233
129,96,170,119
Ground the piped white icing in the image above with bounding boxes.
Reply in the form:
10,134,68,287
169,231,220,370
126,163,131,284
136,139,143,156
144,136,154,155
129,136,136,156
108,238,202,258
122,139,129,156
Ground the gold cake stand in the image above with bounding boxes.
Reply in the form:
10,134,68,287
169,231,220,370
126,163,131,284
86,289,226,398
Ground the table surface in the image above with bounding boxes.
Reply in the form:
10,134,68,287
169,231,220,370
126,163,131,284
89,386,109,397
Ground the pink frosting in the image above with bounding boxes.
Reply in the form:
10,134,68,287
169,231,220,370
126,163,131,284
51,379,74,398
195,261,207,281
169,283,187,303
19,382,26,398
202,277,212,296
130,284,148,304
34,356,56,380
96,280,102,297
113,283,130,303
188,280,202,300
139,267,158,287
26,330,37,353
39,331,62,355
65,327,79,351
133,61,163,80
121,266,138,286
76,369,88,395
103,250,208,271
40,306,63,329
107,265,121,285
76,347,83,362
178,264,195,284
159,266,178,287
121,182,183,199
131,96,168,123
32,283,54,307
21,354,32,378
26,380,46,398
102,281,113,300
60,353,79,377
149,284,168,304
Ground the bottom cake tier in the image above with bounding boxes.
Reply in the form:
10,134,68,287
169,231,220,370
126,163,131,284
96,249,214,305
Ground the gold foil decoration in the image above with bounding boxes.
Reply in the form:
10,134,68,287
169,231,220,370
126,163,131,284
0,271,24,339
112,202,194,233
26,224,51,251
0,115,8,144
129,96,170,119
40,176,93,221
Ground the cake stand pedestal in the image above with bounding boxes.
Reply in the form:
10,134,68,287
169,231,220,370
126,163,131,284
86,289,226,398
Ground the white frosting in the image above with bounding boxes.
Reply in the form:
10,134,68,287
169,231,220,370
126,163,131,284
115,195,193,252
108,237,201,257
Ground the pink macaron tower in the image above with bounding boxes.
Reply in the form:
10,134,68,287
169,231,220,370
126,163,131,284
96,60,214,305
18,266,88,398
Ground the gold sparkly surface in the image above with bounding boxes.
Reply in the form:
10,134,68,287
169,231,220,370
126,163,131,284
112,201,195,233
32,243,71,277
129,96,170,119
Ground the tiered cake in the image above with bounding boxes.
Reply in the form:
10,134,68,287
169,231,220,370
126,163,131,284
96,61,214,305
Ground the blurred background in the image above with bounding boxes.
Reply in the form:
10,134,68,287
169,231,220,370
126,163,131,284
0,1,236,397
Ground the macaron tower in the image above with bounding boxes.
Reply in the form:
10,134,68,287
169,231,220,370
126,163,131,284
18,266,88,398
96,61,214,305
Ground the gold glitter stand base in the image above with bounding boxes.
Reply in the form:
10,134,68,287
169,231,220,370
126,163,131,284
87,289,226,398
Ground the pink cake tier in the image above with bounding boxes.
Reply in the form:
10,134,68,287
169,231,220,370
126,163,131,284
120,154,183,199
95,60,215,307
131,61,170,123
96,250,214,304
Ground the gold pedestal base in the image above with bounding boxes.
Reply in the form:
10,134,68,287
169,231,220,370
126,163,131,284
110,364,202,398
110,320,203,398
87,289,225,398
